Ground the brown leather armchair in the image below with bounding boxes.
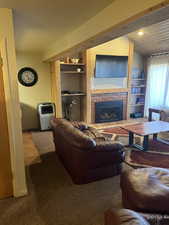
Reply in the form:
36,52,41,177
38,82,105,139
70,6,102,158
119,167,169,225
105,209,150,225
105,208,169,225
51,118,124,184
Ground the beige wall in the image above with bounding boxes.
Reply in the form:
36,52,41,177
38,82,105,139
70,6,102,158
17,52,51,130
0,8,27,197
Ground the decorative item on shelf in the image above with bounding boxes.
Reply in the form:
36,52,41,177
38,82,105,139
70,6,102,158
70,58,79,64
66,57,70,63
130,112,143,118
77,68,81,72
62,96,78,121
60,57,65,64
18,67,38,87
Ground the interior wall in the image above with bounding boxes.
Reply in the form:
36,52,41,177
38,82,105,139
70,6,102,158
16,52,51,131
0,8,27,197
88,37,129,89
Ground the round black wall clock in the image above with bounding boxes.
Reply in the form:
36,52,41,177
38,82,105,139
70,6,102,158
18,67,38,87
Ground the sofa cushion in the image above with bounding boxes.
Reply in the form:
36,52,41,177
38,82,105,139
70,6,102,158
51,118,96,150
83,129,105,140
71,121,88,131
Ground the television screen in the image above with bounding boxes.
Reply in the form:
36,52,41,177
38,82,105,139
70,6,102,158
95,55,128,78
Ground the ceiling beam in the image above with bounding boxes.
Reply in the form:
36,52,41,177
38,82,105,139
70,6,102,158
43,0,169,62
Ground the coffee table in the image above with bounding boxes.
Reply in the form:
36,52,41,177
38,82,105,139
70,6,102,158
121,121,169,151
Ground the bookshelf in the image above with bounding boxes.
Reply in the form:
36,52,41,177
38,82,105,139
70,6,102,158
51,56,87,121
130,71,146,118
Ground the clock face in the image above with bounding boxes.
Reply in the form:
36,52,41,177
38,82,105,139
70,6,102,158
18,67,38,87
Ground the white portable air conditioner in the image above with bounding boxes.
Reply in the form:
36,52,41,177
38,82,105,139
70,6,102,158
38,103,55,131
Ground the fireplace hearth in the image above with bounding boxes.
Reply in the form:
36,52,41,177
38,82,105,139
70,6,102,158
95,100,123,123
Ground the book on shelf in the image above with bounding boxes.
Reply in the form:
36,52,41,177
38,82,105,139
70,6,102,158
131,87,143,94
132,68,145,79
136,96,145,104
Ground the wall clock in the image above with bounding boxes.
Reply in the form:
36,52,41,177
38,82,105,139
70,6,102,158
18,67,38,87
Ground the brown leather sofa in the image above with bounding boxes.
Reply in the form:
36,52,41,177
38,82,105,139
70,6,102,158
51,118,124,184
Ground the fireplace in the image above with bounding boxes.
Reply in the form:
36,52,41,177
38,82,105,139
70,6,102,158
95,100,123,123
91,93,128,123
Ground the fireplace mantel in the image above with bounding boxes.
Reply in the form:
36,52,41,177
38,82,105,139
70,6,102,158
91,88,129,94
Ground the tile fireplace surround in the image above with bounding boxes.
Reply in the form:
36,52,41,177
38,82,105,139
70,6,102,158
91,92,128,123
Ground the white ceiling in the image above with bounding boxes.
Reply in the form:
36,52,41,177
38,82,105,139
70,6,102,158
128,18,169,56
0,0,114,53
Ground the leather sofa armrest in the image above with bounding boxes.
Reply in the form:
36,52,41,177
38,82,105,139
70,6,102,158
93,141,124,152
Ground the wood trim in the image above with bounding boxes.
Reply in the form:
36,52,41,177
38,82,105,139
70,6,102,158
0,52,13,198
91,88,129,94
84,50,92,123
45,0,169,61
127,41,134,119
51,61,62,118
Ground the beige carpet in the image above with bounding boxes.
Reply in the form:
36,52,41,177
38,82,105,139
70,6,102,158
23,132,41,165
0,131,125,225
31,131,55,155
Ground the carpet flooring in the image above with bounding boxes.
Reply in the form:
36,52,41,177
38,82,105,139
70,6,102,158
0,131,125,225
32,131,55,155
23,132,41,165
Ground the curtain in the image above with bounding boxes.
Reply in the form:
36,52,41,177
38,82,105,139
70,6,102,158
145,55,169,118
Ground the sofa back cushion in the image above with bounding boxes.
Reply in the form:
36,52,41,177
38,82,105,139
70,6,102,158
51,118,96,150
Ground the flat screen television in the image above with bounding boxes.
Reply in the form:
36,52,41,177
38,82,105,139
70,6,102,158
95,55,128,78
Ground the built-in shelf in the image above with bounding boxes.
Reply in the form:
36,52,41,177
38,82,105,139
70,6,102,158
60,63,85,66
132,79,145,81
131,85,145,88
61,71,85,74
91,88,129,94
131,93,145,96
61,93,86,97
130,103,145,107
